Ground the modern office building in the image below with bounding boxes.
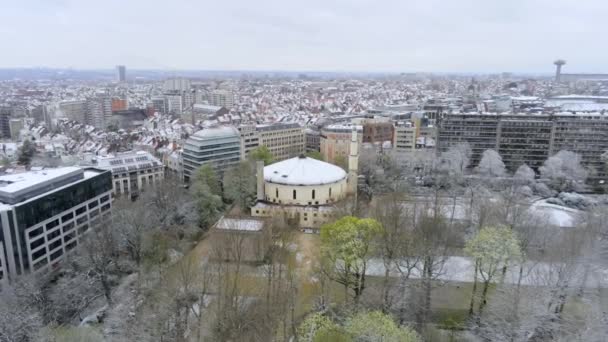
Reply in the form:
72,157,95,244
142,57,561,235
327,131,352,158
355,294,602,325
0,167,112,282
182,126,242,181
116,65,126,82
209,90,235,109
163,78,191,92
305,128,321,152
320,124,363,164
438,112,608,177
256,123,306,162
95,151,164,197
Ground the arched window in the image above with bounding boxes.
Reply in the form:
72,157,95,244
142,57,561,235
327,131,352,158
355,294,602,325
329,187,332,197
312,189,316,199
293,189,297,199
275,188,278,198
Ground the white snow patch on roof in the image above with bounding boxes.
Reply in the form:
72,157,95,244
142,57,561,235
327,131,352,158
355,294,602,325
264,156,347,186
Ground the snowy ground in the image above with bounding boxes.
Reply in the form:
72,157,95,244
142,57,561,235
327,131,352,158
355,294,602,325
365,256,608,288
529,199,582,228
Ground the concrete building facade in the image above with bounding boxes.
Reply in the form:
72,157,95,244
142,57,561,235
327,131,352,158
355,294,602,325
320,124,363,164
238,124,260,160
209,90,235,109
438,112,608,177
256,123,305,162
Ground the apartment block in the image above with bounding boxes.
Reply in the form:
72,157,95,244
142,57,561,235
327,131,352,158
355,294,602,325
438,112,608,176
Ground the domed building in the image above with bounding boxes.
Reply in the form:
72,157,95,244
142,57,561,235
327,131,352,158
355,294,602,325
251,127,359,230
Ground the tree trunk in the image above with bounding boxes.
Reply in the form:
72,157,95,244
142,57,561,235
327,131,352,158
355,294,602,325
382,259,391,313
469,259,479,316
477,280,491,325
509,264,524,342
101,273,113,306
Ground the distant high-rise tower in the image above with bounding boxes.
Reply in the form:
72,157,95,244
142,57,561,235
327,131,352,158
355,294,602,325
554,59,566,83
116,65,126,82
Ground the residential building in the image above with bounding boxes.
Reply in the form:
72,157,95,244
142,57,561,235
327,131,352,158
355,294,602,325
9,119,23,141
182,126,241,181
256,123,305,162
438,112,608,177
320,124,363,164
151,97,167,114
86,97,112,129
165,95,183,115
358,118,394,144
95,151,164,197
0,167,112,282
111,98,127,112
0,106,11,139
163,78,191,92
209,90,235,109
393,121,417,153
59,100,87,124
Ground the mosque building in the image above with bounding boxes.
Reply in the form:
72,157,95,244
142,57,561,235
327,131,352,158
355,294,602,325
251,127,359,230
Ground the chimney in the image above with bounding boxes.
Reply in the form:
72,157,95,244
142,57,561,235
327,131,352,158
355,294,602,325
256,160,265,201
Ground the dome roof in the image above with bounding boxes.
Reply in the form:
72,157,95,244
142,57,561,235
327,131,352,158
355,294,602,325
191,126,239,139
264,156,347,186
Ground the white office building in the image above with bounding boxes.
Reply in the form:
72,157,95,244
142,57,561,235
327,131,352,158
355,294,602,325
95,151,164,197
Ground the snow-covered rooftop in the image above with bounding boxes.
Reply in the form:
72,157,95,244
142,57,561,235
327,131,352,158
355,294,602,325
264,156,347,186
0,167,103,205
215,217,264,232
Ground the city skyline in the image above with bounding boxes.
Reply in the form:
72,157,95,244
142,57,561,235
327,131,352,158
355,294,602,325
2,0,608,73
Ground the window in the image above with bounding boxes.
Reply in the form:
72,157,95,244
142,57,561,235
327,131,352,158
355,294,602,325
30,237,45,250
329,187,332,197
61,212,74,222
276,188,279,198
32,248,47,261
293,190,296,199
312,189,315,199
29,227,43,239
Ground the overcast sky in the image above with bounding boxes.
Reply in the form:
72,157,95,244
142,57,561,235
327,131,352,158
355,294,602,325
1,0,607,73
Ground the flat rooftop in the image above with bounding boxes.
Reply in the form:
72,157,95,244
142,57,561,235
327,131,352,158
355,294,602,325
0,167,103,205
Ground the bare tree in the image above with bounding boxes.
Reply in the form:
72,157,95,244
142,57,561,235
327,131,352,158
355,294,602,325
540,150,588,192
477,149,506,177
